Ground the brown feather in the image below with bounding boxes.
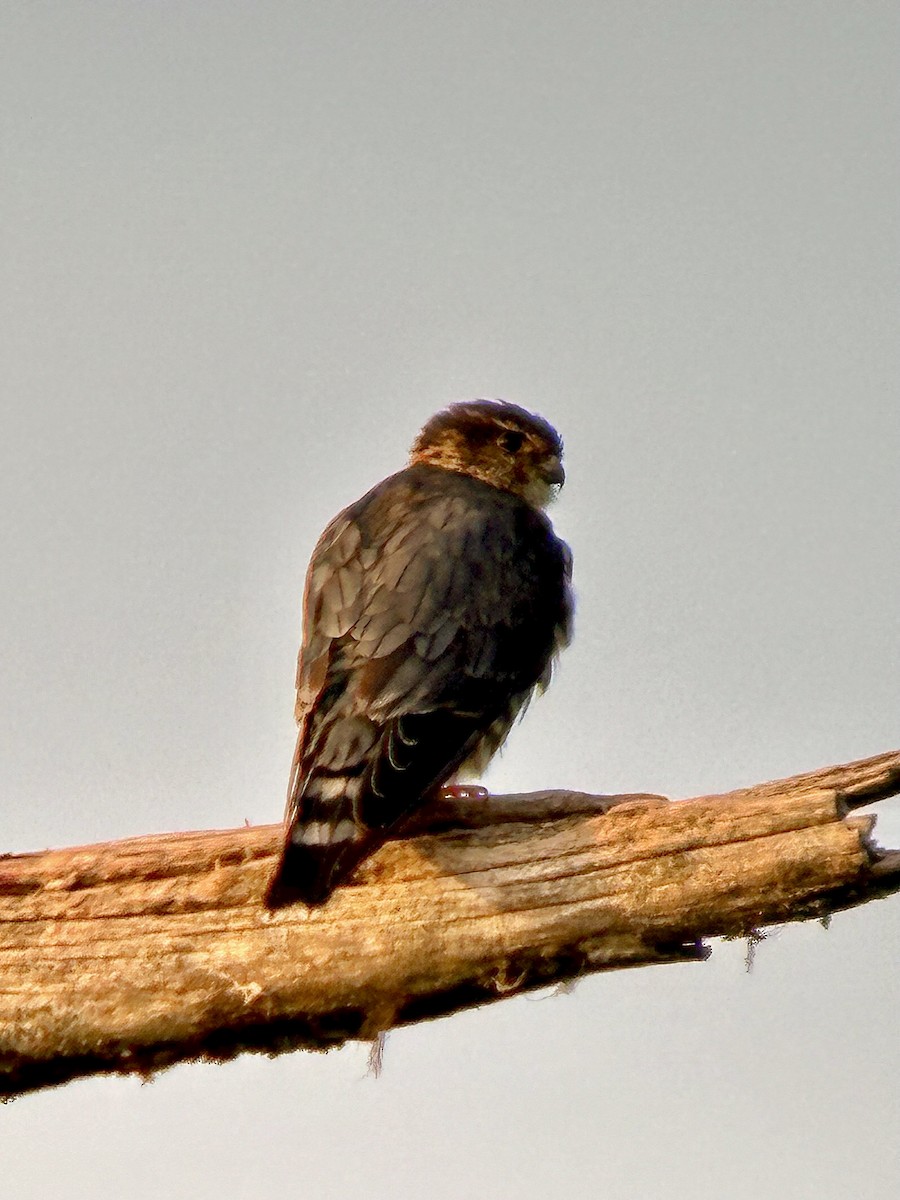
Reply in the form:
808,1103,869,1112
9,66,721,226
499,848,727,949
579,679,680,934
265,400,572,908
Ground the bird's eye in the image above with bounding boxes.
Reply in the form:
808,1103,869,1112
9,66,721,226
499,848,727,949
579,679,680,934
498,430,525,454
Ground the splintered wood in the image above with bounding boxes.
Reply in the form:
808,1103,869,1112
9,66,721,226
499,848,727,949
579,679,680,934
1,750,899,1099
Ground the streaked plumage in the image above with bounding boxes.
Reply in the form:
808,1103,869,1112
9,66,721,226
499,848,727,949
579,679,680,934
264,399,572,908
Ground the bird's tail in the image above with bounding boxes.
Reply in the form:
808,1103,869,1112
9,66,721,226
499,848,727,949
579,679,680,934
264,767,372,909
264,709,490,909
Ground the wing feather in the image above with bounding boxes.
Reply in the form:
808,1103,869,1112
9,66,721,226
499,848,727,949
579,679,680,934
266,464,572,907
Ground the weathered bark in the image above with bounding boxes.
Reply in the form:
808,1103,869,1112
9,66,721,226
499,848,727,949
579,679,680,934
1,750,899,1100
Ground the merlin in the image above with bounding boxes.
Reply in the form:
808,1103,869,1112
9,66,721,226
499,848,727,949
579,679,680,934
264,399,572,907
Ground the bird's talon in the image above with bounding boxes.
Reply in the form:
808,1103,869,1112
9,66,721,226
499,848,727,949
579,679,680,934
440,784,490,801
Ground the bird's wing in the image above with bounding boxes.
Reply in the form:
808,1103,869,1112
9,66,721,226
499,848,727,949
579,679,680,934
266,468,570,907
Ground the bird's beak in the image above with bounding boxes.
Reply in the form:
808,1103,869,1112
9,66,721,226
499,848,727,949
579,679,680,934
543,457,565,487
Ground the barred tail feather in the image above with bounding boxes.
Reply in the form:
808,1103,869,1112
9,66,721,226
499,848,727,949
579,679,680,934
264,833,371,908
264,771,370,908
264,709,496,908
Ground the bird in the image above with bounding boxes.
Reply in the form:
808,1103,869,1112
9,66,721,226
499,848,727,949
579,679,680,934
264,399,573,908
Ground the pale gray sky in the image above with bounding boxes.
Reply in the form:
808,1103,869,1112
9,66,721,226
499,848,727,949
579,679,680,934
2,4,899,1197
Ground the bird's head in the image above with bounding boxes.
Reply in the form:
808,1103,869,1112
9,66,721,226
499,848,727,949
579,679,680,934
409,399,565,508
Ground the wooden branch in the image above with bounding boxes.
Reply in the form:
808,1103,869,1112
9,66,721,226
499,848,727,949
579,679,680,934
2,750,899,1100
